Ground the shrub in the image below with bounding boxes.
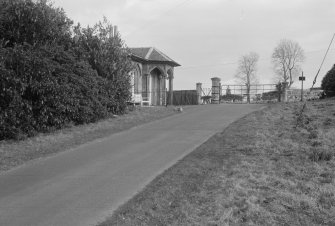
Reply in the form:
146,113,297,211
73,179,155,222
262,90,278,101
309,148,333,162
0,44,112,139
0,1,134,140
72,18,133,113
220,94,243,102
0,0,73,47
321,64,335,97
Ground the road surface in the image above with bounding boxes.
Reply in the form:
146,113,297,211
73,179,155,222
0,104,262,226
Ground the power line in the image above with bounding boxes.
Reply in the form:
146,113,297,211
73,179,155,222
311,33,335,89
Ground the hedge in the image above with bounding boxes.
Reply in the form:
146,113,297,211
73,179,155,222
0,0,133,140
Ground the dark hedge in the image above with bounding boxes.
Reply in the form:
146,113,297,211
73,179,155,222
0,0,133,140
321,64,335,98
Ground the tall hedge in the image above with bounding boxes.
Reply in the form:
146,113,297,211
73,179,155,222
0,0,133,140
321,64,335,97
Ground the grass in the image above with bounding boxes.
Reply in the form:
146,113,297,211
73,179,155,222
0,106,179,173
99,98,335,225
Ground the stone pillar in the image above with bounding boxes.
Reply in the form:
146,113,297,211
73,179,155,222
196,83,202,105
169,76,174,105
144,73,150,105
219,82,222,101
211,77,221,104
163,75,167,106
281,82,288,102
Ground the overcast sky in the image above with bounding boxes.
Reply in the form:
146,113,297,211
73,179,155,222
53,0,335,90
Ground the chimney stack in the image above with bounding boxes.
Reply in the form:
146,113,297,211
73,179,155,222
113,26,118,37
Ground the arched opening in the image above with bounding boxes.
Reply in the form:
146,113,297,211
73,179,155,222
133,64,142,94
150,67,163,105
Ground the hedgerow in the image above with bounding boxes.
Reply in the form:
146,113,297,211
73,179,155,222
0,0,133,140
321,64,335,97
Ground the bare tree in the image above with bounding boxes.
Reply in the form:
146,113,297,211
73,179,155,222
235,52,259,103
272,39,305,88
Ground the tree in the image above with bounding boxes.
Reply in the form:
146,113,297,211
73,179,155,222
0,0,73,48
0,0,134,140
235,52,259,103
321,64,335,97
272,39,305,88
73,17,134,112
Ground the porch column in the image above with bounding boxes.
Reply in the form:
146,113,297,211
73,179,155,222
169,75,174,105
159,75,164,105
143,73,150,104
147,74,151,105
164,76,167,106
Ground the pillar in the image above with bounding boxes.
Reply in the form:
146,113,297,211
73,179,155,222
169,75,174,105
196,83,202,105
143,73,150,105
211,77,221,104
159,75,165,105
163,75,167,106
281,82,288,102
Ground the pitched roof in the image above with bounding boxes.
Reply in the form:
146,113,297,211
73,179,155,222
129,47,180,67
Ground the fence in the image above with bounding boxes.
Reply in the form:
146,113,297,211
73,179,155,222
287,88,324,102
132,90,198,106
220,84,280,102
199,84,279,104
167,90,198,105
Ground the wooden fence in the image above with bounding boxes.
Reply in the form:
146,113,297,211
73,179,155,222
167,90,198,105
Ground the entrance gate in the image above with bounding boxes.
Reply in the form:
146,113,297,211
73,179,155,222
221,84,279,103
198,84,280,104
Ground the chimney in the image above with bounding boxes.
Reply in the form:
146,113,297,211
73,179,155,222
113,26,118,37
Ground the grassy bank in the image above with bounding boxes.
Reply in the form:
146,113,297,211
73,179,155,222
100,99,335,225
0,106,178,173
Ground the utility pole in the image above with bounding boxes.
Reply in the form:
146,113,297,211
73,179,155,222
299,71,305,102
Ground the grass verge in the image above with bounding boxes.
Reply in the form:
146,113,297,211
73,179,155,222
0,106,178,173
100,99,335,225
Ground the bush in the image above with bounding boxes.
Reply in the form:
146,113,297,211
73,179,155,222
321,64,335,97
220,94,243,102
0,1,134,140
0,44,112,139
0,0,73,47
262,90,278,101
309,148,333,162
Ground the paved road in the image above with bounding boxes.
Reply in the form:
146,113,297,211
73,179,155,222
0,104,262,226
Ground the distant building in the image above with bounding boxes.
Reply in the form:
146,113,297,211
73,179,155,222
129,47,180,106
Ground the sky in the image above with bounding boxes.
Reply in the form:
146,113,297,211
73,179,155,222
52,0,335,90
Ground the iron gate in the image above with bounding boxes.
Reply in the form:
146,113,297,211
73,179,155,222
200,84,279,104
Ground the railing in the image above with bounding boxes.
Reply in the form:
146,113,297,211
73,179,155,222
199,84,279,104
131,90,168,106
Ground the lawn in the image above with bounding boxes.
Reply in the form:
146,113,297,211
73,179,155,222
0,106,178,173
100,99,335,225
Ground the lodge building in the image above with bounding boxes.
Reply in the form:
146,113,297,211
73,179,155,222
129,47,180,106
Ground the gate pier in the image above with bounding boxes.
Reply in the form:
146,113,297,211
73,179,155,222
211,77,221,104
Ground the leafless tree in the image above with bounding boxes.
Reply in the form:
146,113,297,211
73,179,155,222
272,39,305,88
235,52,259,103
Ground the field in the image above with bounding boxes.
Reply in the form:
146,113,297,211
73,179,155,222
100,99,335,225
0,106,177,173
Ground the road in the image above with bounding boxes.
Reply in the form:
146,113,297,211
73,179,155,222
0,104,262,226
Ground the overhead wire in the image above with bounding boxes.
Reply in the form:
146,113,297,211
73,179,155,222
311,33,335,89
295,33,335,128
